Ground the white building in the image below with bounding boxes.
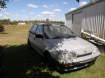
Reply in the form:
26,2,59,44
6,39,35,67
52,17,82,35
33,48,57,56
18,22,26,25
65,0,105,43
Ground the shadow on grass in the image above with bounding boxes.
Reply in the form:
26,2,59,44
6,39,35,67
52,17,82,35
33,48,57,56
0,32,8,34
1,44,59,78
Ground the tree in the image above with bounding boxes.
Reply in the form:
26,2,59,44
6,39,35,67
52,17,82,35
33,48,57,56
0,24,4,32
76,0,80,2
0,0,9,9
46,18,50,23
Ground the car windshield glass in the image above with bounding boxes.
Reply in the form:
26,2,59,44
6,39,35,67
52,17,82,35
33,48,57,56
44,25,76,39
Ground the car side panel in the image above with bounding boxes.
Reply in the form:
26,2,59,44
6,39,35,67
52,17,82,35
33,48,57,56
29,25,47,56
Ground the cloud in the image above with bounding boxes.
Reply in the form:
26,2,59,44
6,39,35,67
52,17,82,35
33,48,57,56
42,5,54,9
53,9,62,12
27,4,38,8
0,13,11,19
0,13,11,17
3,13,11,17
70,8,77,11
63,2,68,5
0,14,2,17
0,8,6,10
43,5,62,13
0,8,3,10
43,5,50,9
68,1,88,12
36,14,42,17
79,2,88,6
42,11,55,15
42,4,63,13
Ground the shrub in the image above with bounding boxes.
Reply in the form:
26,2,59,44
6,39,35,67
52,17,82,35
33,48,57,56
0,24,4,32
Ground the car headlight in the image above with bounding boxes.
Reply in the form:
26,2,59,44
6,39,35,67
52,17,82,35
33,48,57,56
93,47,100,56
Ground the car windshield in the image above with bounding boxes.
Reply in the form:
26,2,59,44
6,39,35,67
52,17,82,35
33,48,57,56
44,25,76,39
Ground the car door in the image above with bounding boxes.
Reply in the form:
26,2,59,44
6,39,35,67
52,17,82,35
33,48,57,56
29,24,37,44
33,25,46,54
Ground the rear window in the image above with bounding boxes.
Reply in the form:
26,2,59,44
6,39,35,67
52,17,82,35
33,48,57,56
30,24,37,33
35,25,43,35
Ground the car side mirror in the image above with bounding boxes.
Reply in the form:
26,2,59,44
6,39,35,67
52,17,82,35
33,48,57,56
36,34,44,38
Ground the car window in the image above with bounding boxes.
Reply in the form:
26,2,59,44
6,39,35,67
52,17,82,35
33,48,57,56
30,24,37,33
44,25,76,39
35,25,43,35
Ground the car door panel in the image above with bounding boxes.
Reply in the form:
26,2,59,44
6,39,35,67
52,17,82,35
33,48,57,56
29,25,37,43
33,25,46,55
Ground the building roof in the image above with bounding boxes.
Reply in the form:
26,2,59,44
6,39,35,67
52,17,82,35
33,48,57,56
66,0,104,15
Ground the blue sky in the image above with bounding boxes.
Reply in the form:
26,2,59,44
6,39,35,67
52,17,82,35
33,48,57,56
0,0,90,21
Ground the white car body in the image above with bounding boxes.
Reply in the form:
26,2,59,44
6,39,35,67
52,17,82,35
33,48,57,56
28,24,100,71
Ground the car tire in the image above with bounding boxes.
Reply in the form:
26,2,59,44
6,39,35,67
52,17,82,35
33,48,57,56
43,51,55,66
44,51,51,62
43,51,61,71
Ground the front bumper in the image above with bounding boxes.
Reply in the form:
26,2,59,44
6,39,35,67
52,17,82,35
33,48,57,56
58,57,98,72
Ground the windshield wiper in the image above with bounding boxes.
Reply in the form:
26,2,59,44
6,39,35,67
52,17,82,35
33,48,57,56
53,36,61,39
52,35,76,39
65,35,76,38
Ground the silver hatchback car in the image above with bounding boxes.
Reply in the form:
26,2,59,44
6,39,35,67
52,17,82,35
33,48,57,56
28,24,100,71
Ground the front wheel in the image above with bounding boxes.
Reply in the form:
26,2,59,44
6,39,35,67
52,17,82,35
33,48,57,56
43,51,61,70
44,52,52,63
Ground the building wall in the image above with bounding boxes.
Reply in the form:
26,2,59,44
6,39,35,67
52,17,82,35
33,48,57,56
72,12,82,36
82,1,105,40
65,0,105,40
65,14,72,29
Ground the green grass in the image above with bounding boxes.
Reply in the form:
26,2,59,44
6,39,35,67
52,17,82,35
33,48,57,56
0,25,105,78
